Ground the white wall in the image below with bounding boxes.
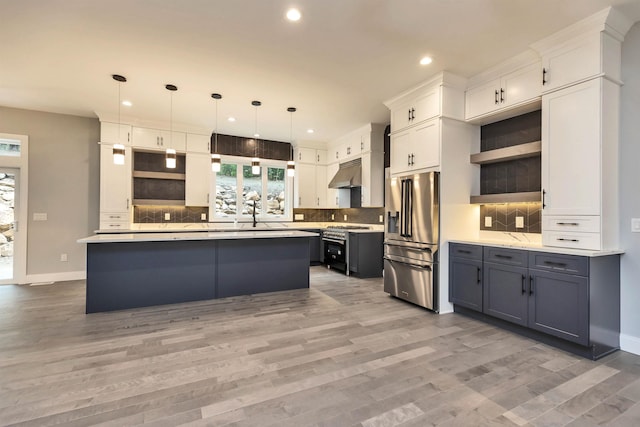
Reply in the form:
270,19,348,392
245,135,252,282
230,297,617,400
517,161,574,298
0,106,99,280
619,22,640,355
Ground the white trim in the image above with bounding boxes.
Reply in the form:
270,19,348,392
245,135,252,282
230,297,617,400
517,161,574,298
620,333,640,356
0,133,28,285
25,270,86,284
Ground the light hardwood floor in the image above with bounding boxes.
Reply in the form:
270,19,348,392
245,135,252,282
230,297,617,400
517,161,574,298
1,266,639,426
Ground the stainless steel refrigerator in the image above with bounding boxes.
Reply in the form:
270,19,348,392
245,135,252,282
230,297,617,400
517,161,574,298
384,171,439,311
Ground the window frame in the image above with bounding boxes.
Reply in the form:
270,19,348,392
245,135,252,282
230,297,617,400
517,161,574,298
211,155,293,222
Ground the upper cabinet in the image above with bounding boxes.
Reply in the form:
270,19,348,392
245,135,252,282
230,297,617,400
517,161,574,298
465,61,542,122
296,147,326,165
186,133,210,154
391,85,440,132
100,122,132,146
132,127,187,152
389,118,440,175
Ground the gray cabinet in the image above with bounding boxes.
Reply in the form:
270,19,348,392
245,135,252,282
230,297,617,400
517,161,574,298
528,252,589,345
348,232,383,278
449,242,620,359
308,229,322,265
449,244,483,312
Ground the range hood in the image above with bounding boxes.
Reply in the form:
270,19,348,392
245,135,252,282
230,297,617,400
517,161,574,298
328,158,362,189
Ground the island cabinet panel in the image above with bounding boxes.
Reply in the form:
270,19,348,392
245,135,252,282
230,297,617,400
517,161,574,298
216,238,310,298
449,243,483,312
86,240,216,313
483,262,528,327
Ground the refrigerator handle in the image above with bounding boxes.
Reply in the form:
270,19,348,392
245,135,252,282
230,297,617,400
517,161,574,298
399,179,406,237
406,179,413,237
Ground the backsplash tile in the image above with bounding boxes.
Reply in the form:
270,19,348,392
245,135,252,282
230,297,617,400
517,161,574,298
134,206,209,223
480,203,541,233
293,207,384,225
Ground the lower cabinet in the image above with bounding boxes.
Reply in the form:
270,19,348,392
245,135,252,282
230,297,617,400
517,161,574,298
308,229,322,265
348,232,383,277
448,242,620,359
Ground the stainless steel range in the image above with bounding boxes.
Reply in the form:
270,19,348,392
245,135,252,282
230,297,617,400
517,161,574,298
322,225,369,275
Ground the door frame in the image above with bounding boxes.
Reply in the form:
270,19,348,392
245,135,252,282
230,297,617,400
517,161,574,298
0,133,28,285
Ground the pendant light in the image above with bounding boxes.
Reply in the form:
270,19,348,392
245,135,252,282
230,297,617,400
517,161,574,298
211,93,222,172
165,84,178,169
251,100,261,175
287,107,296,177
112,74,127,165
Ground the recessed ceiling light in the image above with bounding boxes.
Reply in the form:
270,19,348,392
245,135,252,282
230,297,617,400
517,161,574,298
307,129,314,134
228,117,236,122
254,133,260,137
122,100,132,107
420,56,433,65
286,8,301,21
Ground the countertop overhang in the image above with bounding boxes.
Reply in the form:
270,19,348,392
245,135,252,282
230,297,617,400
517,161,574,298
79,230,319,244
448,239,624,257
94,222,384,234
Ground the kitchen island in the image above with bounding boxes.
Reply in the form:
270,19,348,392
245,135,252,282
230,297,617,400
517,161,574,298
78,230,317,313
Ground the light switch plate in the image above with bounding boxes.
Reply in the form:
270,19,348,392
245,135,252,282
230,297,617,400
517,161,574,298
294,213,304,220
632,218,640,232
164,213,171,221
516,216,524,229
484,216,492,227
33,213,47,221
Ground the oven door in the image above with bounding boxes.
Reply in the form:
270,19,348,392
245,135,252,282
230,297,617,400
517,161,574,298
323,238,346,272
383,253,437,311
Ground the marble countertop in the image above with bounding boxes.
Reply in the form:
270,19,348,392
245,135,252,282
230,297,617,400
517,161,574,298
79,230,319,244
448,239,624,257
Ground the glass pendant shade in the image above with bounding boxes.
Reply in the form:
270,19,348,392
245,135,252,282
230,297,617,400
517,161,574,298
166,148,177,169
211,153,221,172
113,144,125,165
287,160,295,177
251,157,260,175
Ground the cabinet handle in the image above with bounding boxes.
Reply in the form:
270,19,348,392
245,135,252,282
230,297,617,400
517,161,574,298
408,109,412,122
557,222,579,226
521,274,526,294
411,108,415,120
411,153,415,166
336,151,339,159
126,198,129,210
347,147,351,155
477,267,482,284
542,68,547,85
543,260,568,268
298,196,301,205
361,141,364,150
457,249,471,254
207,193,210,204
317,154,320,162
500,88,504,103
542,189,546,209
299,152,302,160
317,197,319,206
494,254,512,260
529,276,534,295
557,238,579,242
336,196,339,205
127,132,130,143
494,90,499,104
408,154,411,166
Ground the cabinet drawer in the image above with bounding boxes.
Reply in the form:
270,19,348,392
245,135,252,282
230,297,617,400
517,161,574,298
483,246,528,267
100,221,130,231
450,243,482,260
543,216,600,233
529,252,589,276
100,212,129,222
543,231,601,251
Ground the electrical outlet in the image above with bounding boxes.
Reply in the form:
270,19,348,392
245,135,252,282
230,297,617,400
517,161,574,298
60,253,67,262
331,214,335,220
294,213,304,220
632,218,640,232
379,215,383,223
484,216,492,227
164,213,171,221
515,216,524,229
343,214,348,221
201,213,207,221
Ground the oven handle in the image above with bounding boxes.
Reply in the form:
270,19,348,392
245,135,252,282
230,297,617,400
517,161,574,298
384,254,433,270
322,237,346,244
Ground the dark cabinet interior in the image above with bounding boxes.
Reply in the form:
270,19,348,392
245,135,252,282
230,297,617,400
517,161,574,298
133,151,187,205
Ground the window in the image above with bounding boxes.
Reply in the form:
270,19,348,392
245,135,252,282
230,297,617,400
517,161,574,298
0,139,21,157
213,157,291,221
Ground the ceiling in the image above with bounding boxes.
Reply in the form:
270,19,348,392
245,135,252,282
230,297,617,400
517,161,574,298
1,0,639,145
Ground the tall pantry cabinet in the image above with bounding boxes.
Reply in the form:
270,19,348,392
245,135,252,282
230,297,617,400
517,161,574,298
531,8,634,251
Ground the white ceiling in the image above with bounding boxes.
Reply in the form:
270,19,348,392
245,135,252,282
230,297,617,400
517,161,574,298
1,0,639,145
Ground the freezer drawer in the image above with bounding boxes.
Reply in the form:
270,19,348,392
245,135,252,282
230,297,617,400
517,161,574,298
384,242,436,263
384,257,437,311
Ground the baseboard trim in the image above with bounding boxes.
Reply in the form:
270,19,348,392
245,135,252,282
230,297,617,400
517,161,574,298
25,271,85,284
620,333,640,356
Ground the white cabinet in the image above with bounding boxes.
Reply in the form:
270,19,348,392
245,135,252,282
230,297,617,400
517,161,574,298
541,77,619,250
185,153,211,206
99,144,131,229
465,62,541,121
132,127,187,152
391,85,440,132
296,147,326,165
100,122,131,145
390,118,440,175
186,133,210,154
326,163,340,208
295,164,327,208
